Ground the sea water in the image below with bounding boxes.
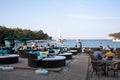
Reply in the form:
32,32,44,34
34,39,120,49
15,39,120,49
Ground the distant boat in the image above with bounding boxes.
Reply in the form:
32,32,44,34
55,33,66,44
112,39,120,42
56,38,61,43
56,38,66,44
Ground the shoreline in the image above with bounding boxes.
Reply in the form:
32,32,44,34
31,39,55,42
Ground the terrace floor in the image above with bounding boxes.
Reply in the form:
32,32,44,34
0,53,120,80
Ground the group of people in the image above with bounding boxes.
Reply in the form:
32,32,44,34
19,40,39,51
93,44,115,61
20,40,56,52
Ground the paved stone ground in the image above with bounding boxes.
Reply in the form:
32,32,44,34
0,53,89,80
55,53,88,80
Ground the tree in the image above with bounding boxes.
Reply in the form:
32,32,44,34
0,26,52,44
109,32,120,39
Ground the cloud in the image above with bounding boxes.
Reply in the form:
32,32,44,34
65,14,120,20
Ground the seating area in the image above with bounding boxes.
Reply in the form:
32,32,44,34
2,45,120,80
0,47,80,72
91,61,103,75
28,53,42,68
27,49,75,68
0,54,19,64
84,47,120,78
18,50,30,58
89,54,120,77
1,44,120,80
12,47,80,68
42,56,66,68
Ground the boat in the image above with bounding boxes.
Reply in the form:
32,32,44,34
55,33,66,45
112,38,120,42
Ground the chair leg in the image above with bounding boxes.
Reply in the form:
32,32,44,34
114,71,115,76
113,70,118,77
115,71,118,77
96,70,97,74
91,71,94,77
89,66,93,72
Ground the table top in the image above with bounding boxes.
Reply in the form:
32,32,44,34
69,50,77,52
0,54,19,58
59,52,73,55
42,56,66,61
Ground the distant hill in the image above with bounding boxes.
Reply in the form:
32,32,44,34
108,32,120,39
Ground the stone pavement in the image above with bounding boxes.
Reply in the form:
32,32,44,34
0,53,89,80
55,53,88,80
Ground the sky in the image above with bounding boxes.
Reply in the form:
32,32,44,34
0,0,120,39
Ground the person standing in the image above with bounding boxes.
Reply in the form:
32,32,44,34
79,42,82,49
77,39,82,53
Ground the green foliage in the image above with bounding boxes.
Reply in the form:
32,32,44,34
0,26,52,40
109,32,120,39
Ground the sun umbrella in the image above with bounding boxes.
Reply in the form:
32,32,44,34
19,36,32,45
5,36,16,47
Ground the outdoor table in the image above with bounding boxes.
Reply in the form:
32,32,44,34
59,52,73,60
41,56,66,68
0,54,19,64
98,60,115,75
68,50,78,55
